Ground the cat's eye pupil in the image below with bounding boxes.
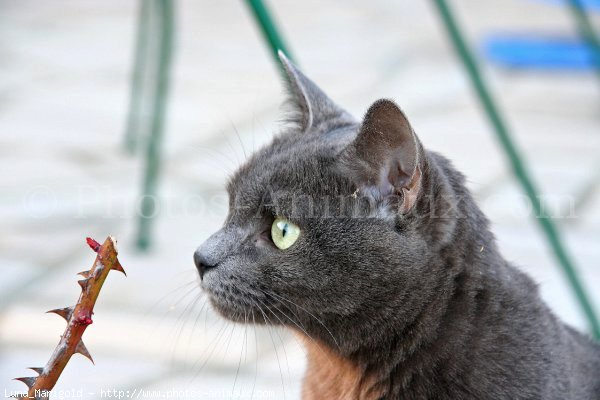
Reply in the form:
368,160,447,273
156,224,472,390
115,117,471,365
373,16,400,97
276,220,288,237
272,217,300,250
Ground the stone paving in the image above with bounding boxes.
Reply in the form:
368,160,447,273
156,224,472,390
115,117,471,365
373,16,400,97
1,0,599,399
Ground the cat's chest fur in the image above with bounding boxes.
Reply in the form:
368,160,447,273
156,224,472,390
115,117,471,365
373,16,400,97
299,334,379,400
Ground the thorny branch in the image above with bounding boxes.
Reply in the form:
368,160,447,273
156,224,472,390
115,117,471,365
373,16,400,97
14,236,126,399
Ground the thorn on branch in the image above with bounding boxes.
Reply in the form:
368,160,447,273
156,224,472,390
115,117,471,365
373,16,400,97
28,367,43,375
78,278,89,291
77,270,91,279
14,377,35,388
46,307,74,322
76,341,94,364
112,260,127,276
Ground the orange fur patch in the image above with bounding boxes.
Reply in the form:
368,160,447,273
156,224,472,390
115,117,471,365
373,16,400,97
297,333,381,400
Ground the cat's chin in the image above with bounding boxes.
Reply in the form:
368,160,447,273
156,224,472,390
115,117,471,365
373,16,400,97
207,295,268,325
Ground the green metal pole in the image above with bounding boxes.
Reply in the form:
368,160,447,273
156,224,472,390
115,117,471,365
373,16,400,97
566,0,600,73
136,0,174,250
244,0,295,67
431,0,600,339
124,0,153,154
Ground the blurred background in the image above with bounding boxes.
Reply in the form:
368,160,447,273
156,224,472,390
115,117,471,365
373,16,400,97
1,0,599,398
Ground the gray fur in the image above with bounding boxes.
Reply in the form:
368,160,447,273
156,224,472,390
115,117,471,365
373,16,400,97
195,54,600,399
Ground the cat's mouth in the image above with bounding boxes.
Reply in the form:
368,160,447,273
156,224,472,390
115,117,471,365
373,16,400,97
202,279,272,324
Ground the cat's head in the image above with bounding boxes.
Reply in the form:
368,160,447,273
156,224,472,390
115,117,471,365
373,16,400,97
194,53,459,352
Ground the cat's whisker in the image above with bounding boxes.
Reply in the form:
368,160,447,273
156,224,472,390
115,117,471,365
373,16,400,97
264,295,341,372
144,279,197,319
229,120,248,161
231,309,247,399
221,317,238,367
266,328,287,399
186,295,209,354
168,283,202,311
253,299,287,400
275,326,292,384
250,310,258,400
188,319,228,384
217,128,243,168
241,312,250,398
251,115,256,154
191,146,238,174
170,292,203,366
143,281,201,350
171,289,203,330
255,290,320,353
254,297,293,380
168,267,201,281
204,298,211,332
257,291,338,372
268,290,341,351
262,292,310,334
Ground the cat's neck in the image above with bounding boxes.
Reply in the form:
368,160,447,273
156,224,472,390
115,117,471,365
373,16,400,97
298,253,490,399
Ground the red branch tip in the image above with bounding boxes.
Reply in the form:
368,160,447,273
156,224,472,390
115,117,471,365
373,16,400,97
75,311,94,326
77,316,93,325
86,237,101,252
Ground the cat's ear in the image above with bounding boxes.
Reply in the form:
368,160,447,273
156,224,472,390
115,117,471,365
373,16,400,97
340,99,425,213
278,51,355,133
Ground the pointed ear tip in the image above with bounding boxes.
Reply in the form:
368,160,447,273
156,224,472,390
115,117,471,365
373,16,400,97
371,98,402,112
277,50,292,67
365,98,412,123
277,51,298,82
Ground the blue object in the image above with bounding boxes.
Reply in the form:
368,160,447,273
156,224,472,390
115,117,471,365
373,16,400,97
532,0,600,11
483,35,596,70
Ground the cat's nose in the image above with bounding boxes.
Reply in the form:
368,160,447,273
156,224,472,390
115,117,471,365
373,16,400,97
194,249,218,279
194,227,240,279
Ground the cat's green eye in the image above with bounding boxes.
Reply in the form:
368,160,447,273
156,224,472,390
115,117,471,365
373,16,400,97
271,217,301,250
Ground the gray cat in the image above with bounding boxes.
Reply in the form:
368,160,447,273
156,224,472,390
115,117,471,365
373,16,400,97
194,52,600,399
